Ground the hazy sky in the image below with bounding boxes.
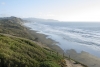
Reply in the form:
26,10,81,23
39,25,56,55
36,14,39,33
0,0,100,22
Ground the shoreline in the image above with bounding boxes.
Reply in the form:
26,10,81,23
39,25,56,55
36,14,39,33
24,23,100,67
24,25,64,53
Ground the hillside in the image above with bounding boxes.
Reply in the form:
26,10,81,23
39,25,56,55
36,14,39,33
23,18,59,23
0,17,65,67
0,17,87,67
0,16,35,40
0,33,64,67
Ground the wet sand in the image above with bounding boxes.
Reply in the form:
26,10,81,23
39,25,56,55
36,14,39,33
25,26,100,67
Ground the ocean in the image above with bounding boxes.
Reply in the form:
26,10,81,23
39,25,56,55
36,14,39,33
24,22,100,57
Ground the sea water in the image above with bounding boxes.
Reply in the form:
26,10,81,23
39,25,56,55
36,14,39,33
24,22,100,57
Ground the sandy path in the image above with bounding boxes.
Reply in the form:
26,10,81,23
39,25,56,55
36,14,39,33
65,59,84,67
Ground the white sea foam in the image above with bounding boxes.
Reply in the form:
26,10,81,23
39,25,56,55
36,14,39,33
24,22,100,57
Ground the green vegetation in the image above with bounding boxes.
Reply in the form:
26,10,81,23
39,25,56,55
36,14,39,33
0,17,87,67
0,34,63,67
0,17,65,67
0,17,35,40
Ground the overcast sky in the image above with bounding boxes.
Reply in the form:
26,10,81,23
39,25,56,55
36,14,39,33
0,0,100,22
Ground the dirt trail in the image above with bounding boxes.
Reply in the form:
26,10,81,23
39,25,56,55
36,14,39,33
65,59,84,67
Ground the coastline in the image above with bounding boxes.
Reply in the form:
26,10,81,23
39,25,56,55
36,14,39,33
24,24,100,67
26,28,64,53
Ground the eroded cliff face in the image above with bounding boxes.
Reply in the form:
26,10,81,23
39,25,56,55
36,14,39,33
66,49,100,67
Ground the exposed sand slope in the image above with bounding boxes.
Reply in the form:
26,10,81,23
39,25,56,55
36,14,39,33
66,49,100,67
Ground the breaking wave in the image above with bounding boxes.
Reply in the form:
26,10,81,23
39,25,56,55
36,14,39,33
24,22,100,57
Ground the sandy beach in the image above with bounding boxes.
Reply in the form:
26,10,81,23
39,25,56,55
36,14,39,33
25,26,100,67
